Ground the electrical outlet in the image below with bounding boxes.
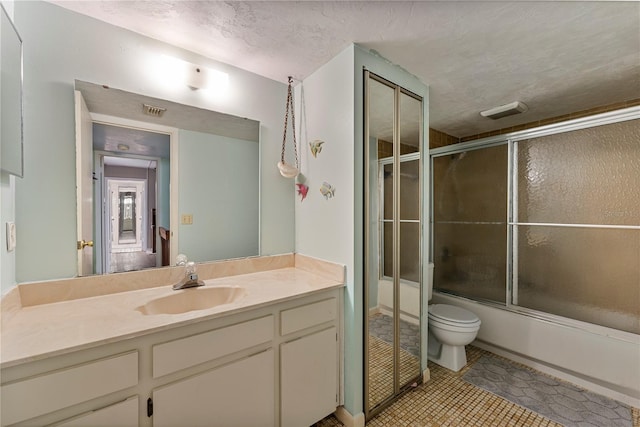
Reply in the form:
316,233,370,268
181,214,193,225
6,222,16,252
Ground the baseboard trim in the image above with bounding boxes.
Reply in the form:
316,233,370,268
423,367,431,383
334,406,365,427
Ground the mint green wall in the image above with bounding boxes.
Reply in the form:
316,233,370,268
294,44,428,418
177,130,259,262
13,1,292,283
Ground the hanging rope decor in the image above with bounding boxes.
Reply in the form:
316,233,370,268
277,76,300,178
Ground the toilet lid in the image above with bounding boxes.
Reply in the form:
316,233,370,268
429,304,479,324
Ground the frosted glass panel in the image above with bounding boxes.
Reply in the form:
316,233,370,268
517,226,640,334
433,223,506,304
433,144,508,223
517,119,640,226
433,144,507,304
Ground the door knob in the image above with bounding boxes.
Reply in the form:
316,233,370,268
77,240,94,250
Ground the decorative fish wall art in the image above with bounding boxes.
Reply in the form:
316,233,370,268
309,140,325,158
319,182,336,199
296,183,309,202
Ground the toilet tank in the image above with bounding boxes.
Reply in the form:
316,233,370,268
427,262,434,301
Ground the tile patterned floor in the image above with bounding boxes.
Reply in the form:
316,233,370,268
314,346,640,427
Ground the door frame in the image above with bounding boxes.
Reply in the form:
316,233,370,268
75,90,94,276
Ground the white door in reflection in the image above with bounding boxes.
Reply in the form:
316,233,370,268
109,180,145,253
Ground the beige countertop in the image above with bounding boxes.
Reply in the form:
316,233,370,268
0,254,344,369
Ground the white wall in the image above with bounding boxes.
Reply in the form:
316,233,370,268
294,44,357,414
295,44,428,419
12,1,293,284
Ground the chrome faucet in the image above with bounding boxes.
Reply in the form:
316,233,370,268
173,261,204,290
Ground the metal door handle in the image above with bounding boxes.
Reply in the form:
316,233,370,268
77,240,94,250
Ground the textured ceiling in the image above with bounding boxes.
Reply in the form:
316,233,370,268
50,1,640,138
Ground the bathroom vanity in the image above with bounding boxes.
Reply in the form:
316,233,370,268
0,254,344,427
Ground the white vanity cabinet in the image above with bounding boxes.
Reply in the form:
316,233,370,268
148,291,341,427
1,287,342,427
150,315,276,427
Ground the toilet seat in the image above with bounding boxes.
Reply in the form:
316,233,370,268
428,304,481,328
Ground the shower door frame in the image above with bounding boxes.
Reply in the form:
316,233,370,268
364,70,425,420
428,106,640,338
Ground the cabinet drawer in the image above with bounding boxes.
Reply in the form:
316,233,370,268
281,298,336,336
1,351,138,426
51,396,139,427
153,315,273,378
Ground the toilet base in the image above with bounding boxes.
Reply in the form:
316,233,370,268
427,332,468,372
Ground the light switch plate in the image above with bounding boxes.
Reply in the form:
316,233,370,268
6,222,16,252
181,214,193,225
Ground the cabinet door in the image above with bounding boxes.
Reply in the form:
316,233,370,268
281,327,337,427
152,350,274,427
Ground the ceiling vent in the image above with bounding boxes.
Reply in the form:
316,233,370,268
143,103,167,117
480,101,528,120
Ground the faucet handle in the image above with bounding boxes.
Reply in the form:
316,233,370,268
186,262,198,281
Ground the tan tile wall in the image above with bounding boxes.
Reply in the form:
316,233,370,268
428,98,640,148
429,128,459,149
378,140,419,157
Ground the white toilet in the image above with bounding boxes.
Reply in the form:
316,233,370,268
426,263,481,372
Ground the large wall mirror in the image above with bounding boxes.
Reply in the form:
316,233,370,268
75,80,260,276
0,3,24,177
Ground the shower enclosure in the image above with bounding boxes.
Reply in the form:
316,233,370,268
430,113,640,336
364,71,425,419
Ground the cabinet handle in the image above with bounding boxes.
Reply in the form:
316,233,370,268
147,398,153,417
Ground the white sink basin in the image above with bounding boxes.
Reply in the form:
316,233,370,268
137,286,247,315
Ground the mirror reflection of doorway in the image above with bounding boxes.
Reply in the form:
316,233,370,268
109,180,144,251
91,120,171,275
101,157,160,274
